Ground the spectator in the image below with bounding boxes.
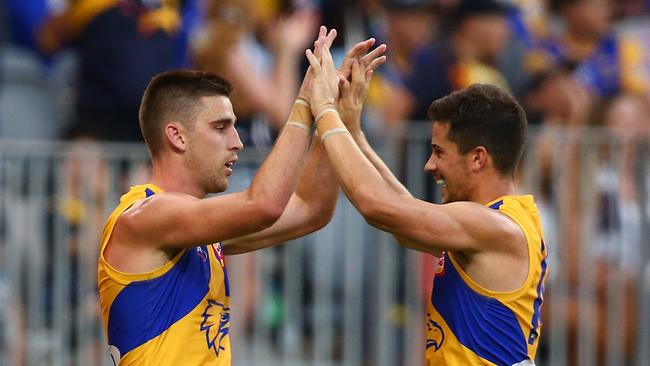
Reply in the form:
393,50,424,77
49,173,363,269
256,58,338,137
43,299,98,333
192,0,318,148
527,0,650,101
37,0,185,141
384,0,512,125
371,0,438,126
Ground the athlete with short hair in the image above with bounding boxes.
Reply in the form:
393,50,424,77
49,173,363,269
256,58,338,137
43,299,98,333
97,26,386,365
307,43,548,365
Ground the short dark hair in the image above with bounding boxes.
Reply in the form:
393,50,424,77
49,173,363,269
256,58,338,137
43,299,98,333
549,0,578,13
139,70,232,156
452,0,510,22
427,84,527,177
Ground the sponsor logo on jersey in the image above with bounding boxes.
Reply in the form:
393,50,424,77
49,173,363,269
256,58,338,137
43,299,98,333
212,243,226,268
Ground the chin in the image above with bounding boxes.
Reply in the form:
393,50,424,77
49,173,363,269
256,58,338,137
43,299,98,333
214,182,228,193
206,180,228,194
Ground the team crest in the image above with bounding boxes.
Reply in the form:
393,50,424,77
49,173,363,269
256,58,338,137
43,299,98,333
200,300,231,357
196,247,208,262
426,313,445,351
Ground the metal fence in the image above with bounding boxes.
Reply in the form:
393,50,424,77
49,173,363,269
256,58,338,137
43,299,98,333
0,124,648,366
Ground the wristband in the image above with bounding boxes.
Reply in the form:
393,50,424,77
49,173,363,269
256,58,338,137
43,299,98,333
285,121,311,132
316,108,349,141
294,98,309,107
288,99,314,128
321,127,350,141
315,106,338,124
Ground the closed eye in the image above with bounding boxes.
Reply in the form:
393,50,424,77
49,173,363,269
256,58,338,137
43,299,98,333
210,117,236,132
431,144,444,158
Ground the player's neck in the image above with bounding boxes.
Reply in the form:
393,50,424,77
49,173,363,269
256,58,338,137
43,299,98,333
469,174,516,205
149,157,206,198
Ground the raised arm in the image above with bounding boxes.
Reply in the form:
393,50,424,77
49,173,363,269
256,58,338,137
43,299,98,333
306,44,523,257
116,100,314,249
337,47,410,197
223,137,337,255
114,29,336,251
222,34,387,254
337,46,434,252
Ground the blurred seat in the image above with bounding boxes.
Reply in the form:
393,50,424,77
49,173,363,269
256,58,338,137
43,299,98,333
0,46,61,139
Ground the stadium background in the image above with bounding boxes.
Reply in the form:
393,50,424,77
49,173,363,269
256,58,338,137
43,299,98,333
0,0,649,365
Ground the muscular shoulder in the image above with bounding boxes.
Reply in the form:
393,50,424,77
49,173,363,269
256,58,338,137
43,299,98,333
106,193,193,271
123,191,198,215
446,201,527,255
117,192,198,242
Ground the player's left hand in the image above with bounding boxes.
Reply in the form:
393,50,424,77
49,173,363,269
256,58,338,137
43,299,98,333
305,28,340,118
298,26,336,104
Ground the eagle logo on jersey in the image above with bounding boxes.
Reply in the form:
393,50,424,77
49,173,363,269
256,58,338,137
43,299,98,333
200,300,231,357
426,313,445,351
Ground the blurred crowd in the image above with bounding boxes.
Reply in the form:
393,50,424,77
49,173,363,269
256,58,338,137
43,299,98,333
1,0,649,365
1,0,649,142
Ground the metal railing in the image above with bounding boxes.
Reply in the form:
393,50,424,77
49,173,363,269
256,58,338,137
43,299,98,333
0,124,648,366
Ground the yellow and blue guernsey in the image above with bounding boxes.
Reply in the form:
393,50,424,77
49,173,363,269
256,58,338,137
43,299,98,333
426,195,548,366
98,184,231,365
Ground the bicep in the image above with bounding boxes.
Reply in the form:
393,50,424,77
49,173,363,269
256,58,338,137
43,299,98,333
368,198,515,255
118,191,276,249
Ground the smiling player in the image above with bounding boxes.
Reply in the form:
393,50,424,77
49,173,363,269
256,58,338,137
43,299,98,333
306,39,548,365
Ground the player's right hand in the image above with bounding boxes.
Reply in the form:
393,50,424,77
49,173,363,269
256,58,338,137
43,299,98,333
337,60,369,132
337,44,387,132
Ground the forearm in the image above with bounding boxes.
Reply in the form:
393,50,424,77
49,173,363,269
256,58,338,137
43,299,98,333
317,113,395,217
317,112,440,254
295,136,338,209
224,137,338,255
342,122,422,250
350,129,412,197
247,102,313,213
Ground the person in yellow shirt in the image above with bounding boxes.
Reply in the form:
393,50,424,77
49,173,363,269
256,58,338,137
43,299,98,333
306,42,547,365
97,27,387,365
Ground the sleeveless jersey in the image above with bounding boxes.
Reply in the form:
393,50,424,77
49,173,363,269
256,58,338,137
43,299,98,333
97,184,231,365
425,195,548,366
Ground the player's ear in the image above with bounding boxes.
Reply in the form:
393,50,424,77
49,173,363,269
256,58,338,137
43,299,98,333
470,146,488,173
164,122,187,152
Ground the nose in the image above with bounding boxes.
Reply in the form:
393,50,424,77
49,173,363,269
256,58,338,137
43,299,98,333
424,153,437,174
229,127,244,151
